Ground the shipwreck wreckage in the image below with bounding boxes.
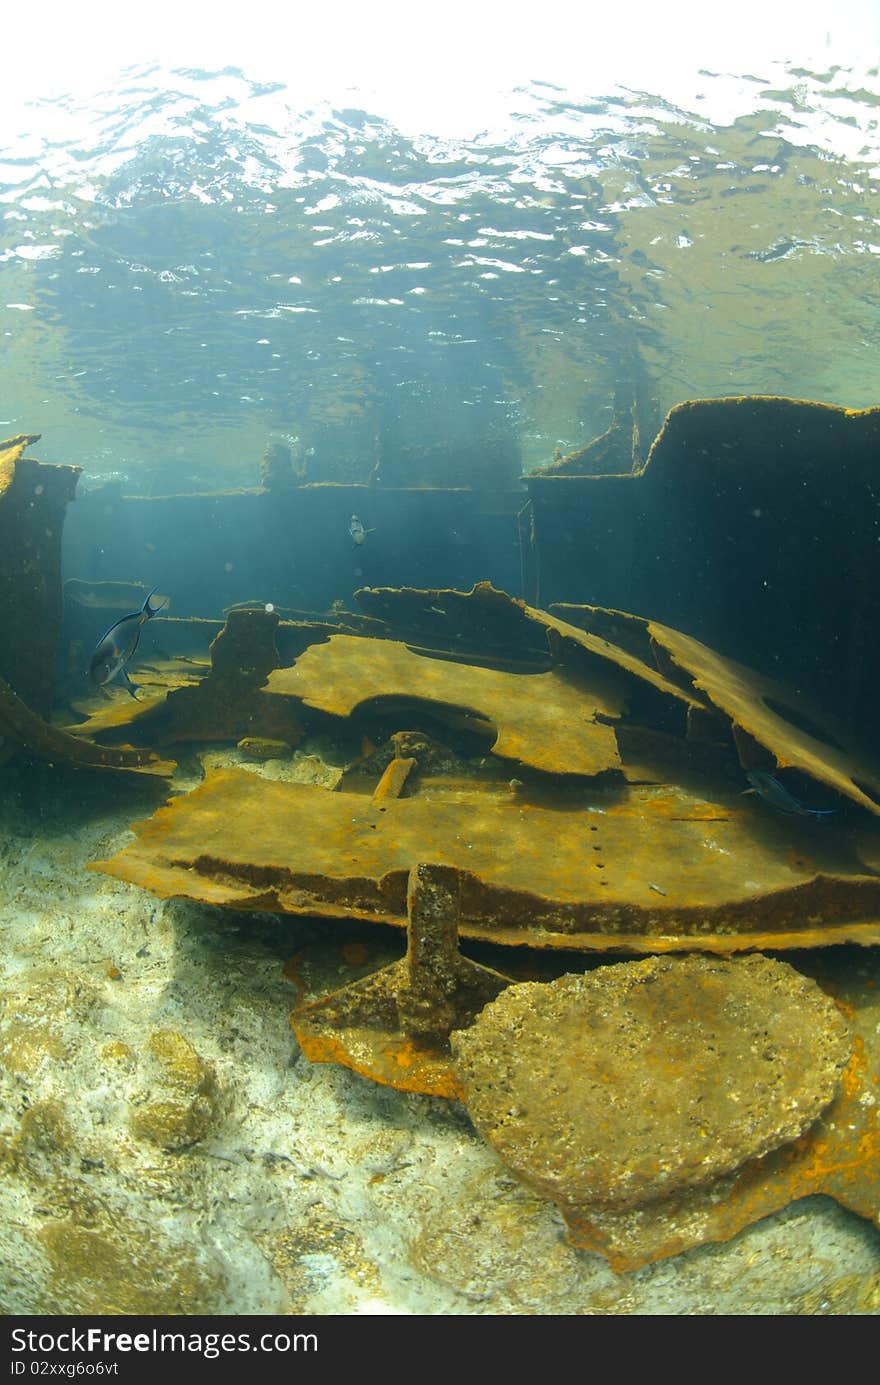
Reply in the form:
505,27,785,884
2,396,880,1273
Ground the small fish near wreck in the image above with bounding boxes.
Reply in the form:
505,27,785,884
349,513,373,547
744,769,837,819
89,586,167,699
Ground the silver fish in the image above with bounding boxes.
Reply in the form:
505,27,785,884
89,586,166,699
349,514,366,546
743,770,835,818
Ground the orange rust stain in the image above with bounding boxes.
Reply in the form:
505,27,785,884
90,767,880,955
293,1024,462,1098
390,1042,419,1070
841,1040,865,1098
558,1012,879,1272
385,1040,463,1097
294,1031,352,1067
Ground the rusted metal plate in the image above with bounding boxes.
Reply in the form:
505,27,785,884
353,580,552,662
265,634,625,779
451,955,851,1211
553,950,880,1271
0,435,80,718
650,620,880,814
556,601,880,815
0,672,175,778
291,864,511,1097
90,768,880,951
354,582,707,718
65,609,304,751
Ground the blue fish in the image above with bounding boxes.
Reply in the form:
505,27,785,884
743,770,836,819
89,587,167,699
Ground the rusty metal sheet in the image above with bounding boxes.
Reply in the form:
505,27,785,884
90,768,880,951
451,953,880,1273
353,580,552,661
291,864,511,1097
265,633,625,778
0,672,174,778
451,954,851,1212
354,582,707,718
649,620,880,814
528,603,709,715
554,950,880,1271
556,601,880,816
0,435,80,719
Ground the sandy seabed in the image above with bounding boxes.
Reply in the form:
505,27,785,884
1,747,879,1318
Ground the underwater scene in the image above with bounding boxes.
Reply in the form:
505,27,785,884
3,4,880,1319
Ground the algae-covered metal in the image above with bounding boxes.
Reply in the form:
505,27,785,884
90,765,880,952
451,954,858,1268
291,864,511,1097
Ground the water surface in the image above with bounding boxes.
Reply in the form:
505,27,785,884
2,16,879,489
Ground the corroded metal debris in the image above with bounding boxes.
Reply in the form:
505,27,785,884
132,606,299,746
236,737,293,761
265,634,626,779
89,767,880,951
67,608,305,750
354,583,880,814
543,950,880,1272
371,755,416,802
451,954,856,1265
353,579,551,662
291,864,511,1097
354,581,706,725
0,671,175,778
555,602,880,816
72,579,880,1265
0,434,80,721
